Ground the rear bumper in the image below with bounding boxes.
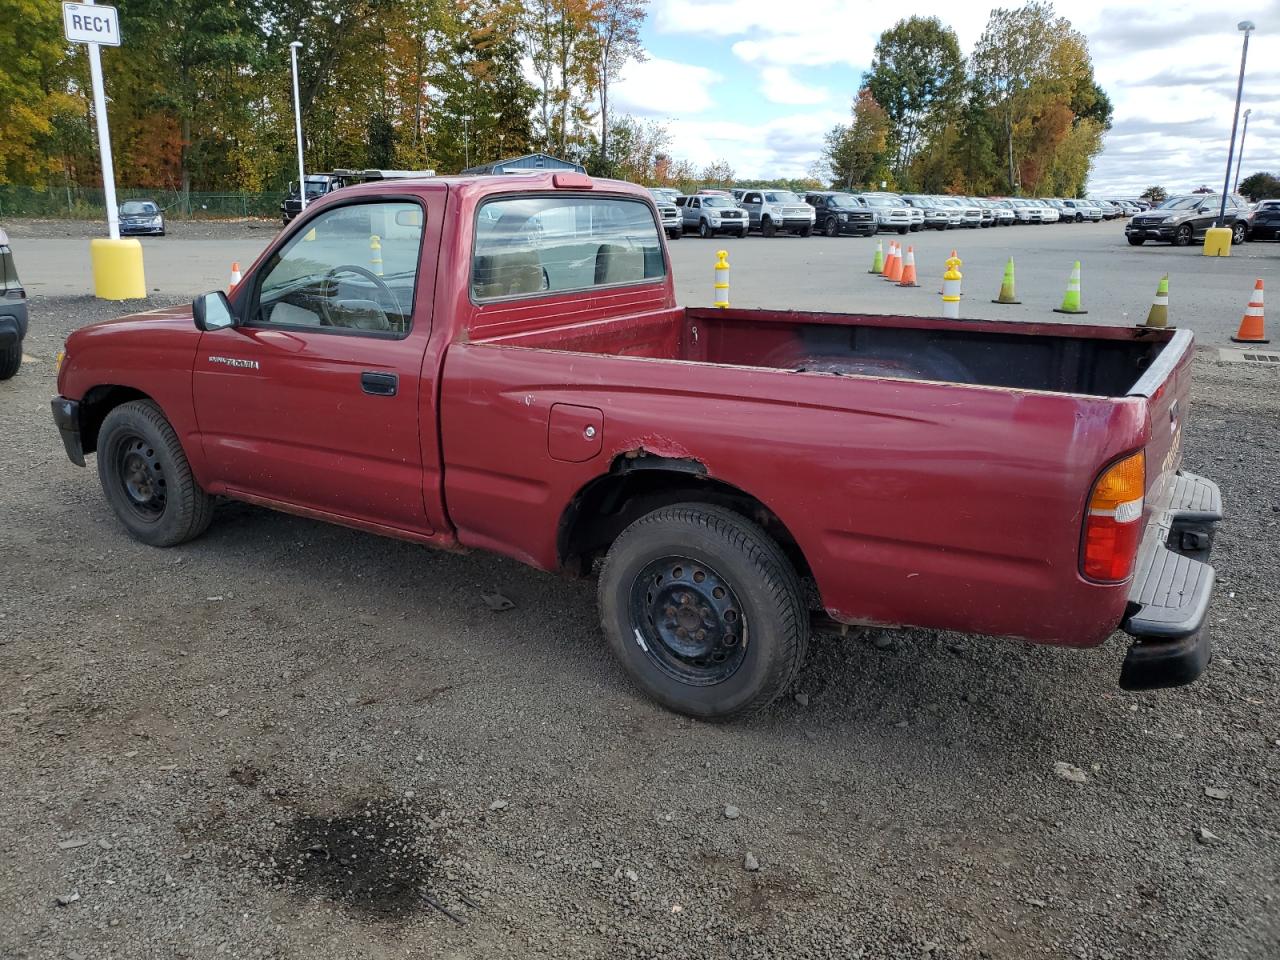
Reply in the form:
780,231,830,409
0,305,27,347
1119,471,1222,690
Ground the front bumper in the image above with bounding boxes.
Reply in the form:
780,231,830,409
51,396,85,467
1119,471,1222,690
1127,223,1175,240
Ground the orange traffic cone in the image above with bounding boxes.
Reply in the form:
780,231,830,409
883,242,902,282
898,246,919,287
228,261,242,292
1232,278,1269,343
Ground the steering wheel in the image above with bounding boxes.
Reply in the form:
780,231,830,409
321,264,402,327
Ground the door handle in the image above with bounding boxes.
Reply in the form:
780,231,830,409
360,371,398,396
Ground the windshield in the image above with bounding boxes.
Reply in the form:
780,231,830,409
702,197,736,208
121,201,158,216
827,195,860,208
763,192,800,203
1158,196,1208,210
648,189,675,203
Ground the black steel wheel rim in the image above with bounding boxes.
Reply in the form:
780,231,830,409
115,434,167,521
629,556,748,686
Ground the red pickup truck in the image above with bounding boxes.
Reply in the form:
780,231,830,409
51,173,1222,718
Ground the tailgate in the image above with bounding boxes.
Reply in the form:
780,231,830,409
1130,328,1194,509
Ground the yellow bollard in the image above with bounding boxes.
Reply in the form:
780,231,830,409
713,249,729,308
941,253,962,319
90,238,147,300
370,234,383,276
1202,226,1232,257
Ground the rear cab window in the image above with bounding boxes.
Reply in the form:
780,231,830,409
471,194,666,302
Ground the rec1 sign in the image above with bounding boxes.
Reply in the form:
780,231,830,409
62,2,121,46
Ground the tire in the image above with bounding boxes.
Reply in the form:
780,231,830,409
1232,222,1246,245
598,503,808,720
1075,214,1083,223
824,217,838,237
1127,236,1146,246
737,227,748,238
897,226,908,235
799,224,813,238
0,342,20,380
96,400,214,547
668,229,680,241
1174,224,1193,247
698,219,712,239
761,218,777,238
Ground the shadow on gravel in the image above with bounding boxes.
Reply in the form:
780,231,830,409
269,797,431,919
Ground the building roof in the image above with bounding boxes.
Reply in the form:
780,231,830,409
461,153,586,175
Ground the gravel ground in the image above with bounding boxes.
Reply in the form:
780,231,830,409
1,296,1277,960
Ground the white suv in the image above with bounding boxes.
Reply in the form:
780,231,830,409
858,193,913,234
739,190,817,237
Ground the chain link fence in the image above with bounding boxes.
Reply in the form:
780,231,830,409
0,185,284,220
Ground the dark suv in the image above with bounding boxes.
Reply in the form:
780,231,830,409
1126,194,1249,246
0,227,28,380
1246,199,1280,241
805,192,877,236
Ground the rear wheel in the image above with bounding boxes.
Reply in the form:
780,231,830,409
96,400,214,547
1174,224,1193,247
0,342,21,380
598,504,808,720
1232,222,1247,245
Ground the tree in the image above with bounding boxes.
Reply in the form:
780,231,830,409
864,16,965,185
1140,185,1168,205
587,114,668,182
589,0,646,176
824,88,892,190
1238,172,1280,201
701,159,735,187
521,0,599,157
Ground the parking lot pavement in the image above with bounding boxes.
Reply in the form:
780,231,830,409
1,295,1278,958
7,218,1277,343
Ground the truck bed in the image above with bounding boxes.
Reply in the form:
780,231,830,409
476,305,1173,398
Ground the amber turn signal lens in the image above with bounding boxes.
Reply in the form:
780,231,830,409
1082,452,1145,582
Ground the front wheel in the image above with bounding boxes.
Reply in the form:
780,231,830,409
1127,236,1146,246
1174,224,1193,247
897,226,909,235
799,224,813,238
598,504,808,720
824,217,838,237
698,219,712,239
96,400,214,547
667,229,681,241
0,342,21,380
761,218,777,238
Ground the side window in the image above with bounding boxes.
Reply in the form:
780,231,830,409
675,196,686,207
255,201,423,335
689,198,700,209
472,195,666,302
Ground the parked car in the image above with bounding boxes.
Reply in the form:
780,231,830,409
1093,200,1122,220
1245,199,1280,241
966,197,995,228
1042,198,1073,223
0,227,28,380
648,189,682,240
1126,194,1249,246
983,199,1015,226
805,192,878,236
118,199,166,237
900,195,951,231
932,197,966,228
49,171,1222,718
676,195,748,238
905,203,925,232
1033,199,1060,224
738,190,816,237
856,193,913,234
1006,198,1043,224
650,187,681,205
1059,199,1094,222
282,174,346,224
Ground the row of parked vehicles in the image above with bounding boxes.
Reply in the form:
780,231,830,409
647,187,1147,239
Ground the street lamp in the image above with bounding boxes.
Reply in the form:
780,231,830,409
1218,21,1254,227
289,40,307,211
1234,108,1252,193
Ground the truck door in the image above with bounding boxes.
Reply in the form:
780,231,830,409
192,197,442,534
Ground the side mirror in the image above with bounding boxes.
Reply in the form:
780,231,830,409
193,290,236,332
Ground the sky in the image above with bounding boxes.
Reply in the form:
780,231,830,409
610,0,1280,195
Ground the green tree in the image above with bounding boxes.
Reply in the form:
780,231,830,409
701,159,735,187
589,0,647,176
0,0,81,185
824,88,892,190
1140,185,1168,204
1238,172,1280,201
864,16,965,186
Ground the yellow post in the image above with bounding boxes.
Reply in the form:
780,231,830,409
714,249,729,308
941,253,962,319
90,238,147,300
1202,226,1232,257
370,234,383,276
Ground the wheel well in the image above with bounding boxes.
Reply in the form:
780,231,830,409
78,385,152,455
557,458,813,582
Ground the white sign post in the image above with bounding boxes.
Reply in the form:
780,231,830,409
63,1,122,241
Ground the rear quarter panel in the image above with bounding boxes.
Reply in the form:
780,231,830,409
440,343,1151,647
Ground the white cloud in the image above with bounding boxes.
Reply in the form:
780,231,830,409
612,55,722,117
758,67,830,106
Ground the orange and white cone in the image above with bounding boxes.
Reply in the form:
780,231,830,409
228,261,242,292
1232,278,1269,343
897,246,919,287
883,242,902,282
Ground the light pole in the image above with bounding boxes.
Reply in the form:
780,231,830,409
462,114,472,169
1234,108,1252,192
289,40,307,211
1218,21,1254,226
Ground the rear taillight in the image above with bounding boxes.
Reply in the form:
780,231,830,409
1082,451,1145,582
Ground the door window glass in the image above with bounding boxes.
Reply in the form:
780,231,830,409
255,202,424,335
472,195,665,301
